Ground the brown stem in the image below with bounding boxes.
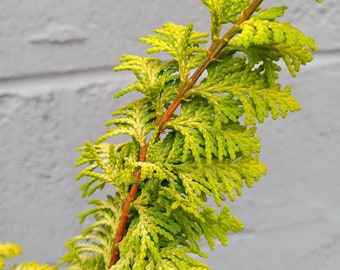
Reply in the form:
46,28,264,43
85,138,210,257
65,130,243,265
156,0,264,134
108,0,263,268
108,144,148,268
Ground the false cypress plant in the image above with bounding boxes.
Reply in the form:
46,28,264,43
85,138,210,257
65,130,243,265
0,0,322,269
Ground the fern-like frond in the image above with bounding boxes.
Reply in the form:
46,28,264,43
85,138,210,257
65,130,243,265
195,57,301,125
279,44,315,77
201,155,267,202
114,56,179,100
0,242,22,270
156,193,244,253
199,206,243,249
232,83,300,125
0,243,58,270
96,98,156,146
202,0,250,44
229,13,317,77
140,22,208,84
167,154,266,205
75,141,138,197
165,99,216,164
156,245,210,270
13,261,58,270
216,126,260,160
62,195,121,269
252,6,287,21
128,161,176,188
61,253,105,270
164,96,261,163
114,205,179,270
114,197,241,270
230,19,316,49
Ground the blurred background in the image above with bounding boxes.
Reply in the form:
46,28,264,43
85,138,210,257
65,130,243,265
0,1,339,269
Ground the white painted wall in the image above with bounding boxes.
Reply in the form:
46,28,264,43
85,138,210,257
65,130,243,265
1,1,339,269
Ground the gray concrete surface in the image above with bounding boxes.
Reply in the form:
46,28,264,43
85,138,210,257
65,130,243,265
1,1,339,269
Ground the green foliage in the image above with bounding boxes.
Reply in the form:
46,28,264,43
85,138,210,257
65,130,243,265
229,6,317,78
13,261,58,270
60,1,320,269
202,0,251,45
0,242,22,269
60,196,122,269
0,242,57,270
139,22,208,85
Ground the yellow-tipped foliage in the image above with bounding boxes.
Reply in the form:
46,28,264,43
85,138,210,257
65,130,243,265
60,1,321,269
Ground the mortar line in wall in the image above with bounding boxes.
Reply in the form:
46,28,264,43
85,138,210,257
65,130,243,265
0,52,339,93
0,66,134,94
0,66,114,83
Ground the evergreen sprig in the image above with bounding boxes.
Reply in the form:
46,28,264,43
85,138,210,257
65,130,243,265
0,242,57,270
60,0,321,269
0,242,22,269
139,22,208,85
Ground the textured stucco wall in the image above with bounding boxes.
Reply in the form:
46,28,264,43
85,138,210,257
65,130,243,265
1,1,339,269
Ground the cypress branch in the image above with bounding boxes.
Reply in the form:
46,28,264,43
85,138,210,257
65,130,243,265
60,0,321,269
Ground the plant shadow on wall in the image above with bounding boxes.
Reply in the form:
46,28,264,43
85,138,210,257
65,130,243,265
0,0,323,269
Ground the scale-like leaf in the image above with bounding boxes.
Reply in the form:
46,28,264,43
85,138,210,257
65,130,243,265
62,196,121,269
14,261,58,270
96,98,156,146
140,22,208,84
114,56,179,99
202,0,250,44
229,17,317,77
